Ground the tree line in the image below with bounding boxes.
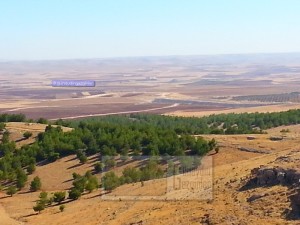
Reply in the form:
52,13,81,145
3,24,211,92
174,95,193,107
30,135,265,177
58,109,300,135
2,108,300,197
0,114,216,197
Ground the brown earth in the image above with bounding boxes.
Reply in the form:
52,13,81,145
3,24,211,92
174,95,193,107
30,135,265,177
2,55,300,121
167,103,300,117
1,124,300,224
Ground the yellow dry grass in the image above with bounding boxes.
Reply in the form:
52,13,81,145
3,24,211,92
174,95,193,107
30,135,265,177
4,122,72,148
166,103,300,117
1,124,300,224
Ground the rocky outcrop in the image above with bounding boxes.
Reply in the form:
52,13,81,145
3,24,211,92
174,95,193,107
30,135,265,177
287,190,300,219
269,136,283,141
238,147,271,154
251,166,300,186
241,166,300,219
247,194,266,202
274,155,300,164
240,166,300,191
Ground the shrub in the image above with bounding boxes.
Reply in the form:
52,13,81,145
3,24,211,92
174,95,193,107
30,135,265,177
102,171,120,191
72,175,87,193
33,203,45,214
68,188,82,200
59,204,65,212
2,131,10,143
27,164,36,174
77,151,88,164
6,186,17,197
140,160,164,181
16,169,28,189
104,158,116,169
37,118,48,124
48,152,60,162
23,131,33,139
30,176,42,192
53,191,66,204
280,129,290,133
85,176,99,193
78,154,88,164
38,191,50,205
0,122,6,131
122,167,141,183
94,162,104,173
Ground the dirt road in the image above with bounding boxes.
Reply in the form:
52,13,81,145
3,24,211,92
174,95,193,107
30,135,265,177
49,103,179,121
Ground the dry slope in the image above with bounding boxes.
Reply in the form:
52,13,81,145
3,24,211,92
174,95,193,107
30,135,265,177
1,124,300,224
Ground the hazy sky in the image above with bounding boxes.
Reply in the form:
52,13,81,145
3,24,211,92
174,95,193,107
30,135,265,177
1,0,300,60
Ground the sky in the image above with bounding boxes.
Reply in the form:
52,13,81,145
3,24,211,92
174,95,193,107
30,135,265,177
1,0,300,60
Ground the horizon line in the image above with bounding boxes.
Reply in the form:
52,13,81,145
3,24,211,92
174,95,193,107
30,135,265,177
1,51,300,62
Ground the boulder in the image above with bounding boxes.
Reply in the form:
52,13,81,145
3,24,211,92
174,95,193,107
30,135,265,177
257,168,277,185
250,166,300,186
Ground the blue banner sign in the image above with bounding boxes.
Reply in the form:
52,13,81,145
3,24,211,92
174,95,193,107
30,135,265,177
52,80,96,87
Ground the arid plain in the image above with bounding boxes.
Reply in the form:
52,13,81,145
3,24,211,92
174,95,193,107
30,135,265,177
2,54,300,225
2,53,300,119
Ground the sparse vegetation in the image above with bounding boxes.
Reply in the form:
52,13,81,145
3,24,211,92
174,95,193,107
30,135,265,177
33,202,45,214
38,191,51,206
23,131,33,139
59,205,65,212
68,188,82,200
30,176,42,192
94,162,104,173
102,159,165,191
0,114,26,123
2,109,300,196
36,118,49,124
68,171,99,198
0,110,300,219
27,163,36,174
232,92,300,103
102,171,120,191
2,57,300,225
16,169,28,189
1,130,10,143
32,191,54,214
0,122,6,132
53,191,66,204
280,128,290,133
6,186,17,197
77,151,88,164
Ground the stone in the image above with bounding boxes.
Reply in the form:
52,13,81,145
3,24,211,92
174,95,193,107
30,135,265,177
247,194,265,202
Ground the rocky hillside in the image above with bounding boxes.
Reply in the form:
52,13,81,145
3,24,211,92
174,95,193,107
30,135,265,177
1,124,300,224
